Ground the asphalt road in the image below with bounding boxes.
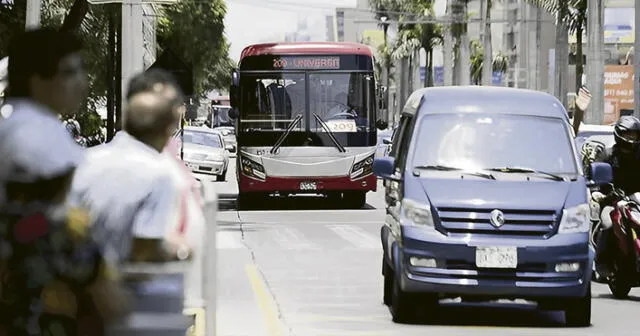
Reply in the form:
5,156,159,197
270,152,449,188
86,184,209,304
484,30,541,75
210,160,640,336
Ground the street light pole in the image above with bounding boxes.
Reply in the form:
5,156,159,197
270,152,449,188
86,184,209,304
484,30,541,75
634,0,640,118
381,16,391,125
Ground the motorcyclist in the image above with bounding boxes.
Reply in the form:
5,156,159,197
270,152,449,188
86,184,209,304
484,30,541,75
593,115,640,276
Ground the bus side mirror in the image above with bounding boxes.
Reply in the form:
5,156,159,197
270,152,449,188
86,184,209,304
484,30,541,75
230,69,239,108
228,108,239,119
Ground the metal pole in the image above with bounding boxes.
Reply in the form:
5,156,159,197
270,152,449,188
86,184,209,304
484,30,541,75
121,0,145,118
586,0,605,124
25,0,41,29
634,0,640,118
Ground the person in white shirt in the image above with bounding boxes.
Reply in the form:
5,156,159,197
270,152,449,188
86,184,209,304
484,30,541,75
70,69,190,265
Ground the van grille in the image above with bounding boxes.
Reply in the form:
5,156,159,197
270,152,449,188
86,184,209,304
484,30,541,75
435,207,557,237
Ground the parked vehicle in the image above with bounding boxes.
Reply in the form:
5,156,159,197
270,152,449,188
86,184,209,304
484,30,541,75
213,126,237,156
374,86,605,326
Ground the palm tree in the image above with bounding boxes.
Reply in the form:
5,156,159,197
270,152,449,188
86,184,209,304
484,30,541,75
480,0,493,86
470,39,508,85
391,0,442,87
451,0,471,85
528,0,590,106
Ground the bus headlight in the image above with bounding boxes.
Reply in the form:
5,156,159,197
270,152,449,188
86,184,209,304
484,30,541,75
350,154,374,180
240,156,266,181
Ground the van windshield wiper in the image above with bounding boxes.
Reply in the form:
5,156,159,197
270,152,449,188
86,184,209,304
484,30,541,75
413,165,496,180
270,114,303,154
313,113,346,153
485,166,565,181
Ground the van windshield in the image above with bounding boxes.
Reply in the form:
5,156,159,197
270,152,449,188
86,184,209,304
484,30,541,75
411,114,578,175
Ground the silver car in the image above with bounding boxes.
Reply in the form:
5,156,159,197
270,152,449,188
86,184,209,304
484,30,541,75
213,126,236,156
182,126,230,181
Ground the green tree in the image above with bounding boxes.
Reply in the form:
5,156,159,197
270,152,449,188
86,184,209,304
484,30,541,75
528,0,586,93
157,0,234,95
469,39,508,85
386,0,441,87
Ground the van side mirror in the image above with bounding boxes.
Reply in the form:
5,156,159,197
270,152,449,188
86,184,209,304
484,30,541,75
376,119,388,130
589,162,613,186
373,157,399,180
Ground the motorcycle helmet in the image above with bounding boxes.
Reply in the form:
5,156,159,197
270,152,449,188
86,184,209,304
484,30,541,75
613,116,640,153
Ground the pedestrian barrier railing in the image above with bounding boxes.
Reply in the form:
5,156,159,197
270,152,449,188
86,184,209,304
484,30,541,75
106,179,217,336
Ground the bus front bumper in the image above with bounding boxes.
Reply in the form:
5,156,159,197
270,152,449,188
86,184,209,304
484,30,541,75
239,174,377,193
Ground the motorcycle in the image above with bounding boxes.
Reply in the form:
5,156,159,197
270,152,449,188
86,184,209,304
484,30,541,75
599,190,640,298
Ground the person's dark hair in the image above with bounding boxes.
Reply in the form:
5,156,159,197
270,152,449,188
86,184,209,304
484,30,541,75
6,28,84,98
126,68,185,105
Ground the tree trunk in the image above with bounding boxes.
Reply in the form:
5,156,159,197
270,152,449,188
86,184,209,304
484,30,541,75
427,49,434,87
60,0,89,32
585,0,605,124
553,1,569,107
424,49,429,87
481,0,493,86
535,6,542,90
443,0,454,85
575,26,584,93
458,0,471,85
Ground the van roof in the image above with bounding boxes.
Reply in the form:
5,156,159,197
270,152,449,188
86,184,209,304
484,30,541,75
405,86,568,120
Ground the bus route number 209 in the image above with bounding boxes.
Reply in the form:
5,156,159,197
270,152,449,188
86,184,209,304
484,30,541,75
273,58,288,68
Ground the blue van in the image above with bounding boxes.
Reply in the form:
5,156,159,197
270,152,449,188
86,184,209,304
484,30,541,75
374,86,613,326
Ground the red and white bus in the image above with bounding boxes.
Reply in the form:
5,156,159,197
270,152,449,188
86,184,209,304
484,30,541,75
229,42,387,208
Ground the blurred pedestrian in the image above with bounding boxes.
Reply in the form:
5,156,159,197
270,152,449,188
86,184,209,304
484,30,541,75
0,75,128,336
0,28,88,205
69,69,191,266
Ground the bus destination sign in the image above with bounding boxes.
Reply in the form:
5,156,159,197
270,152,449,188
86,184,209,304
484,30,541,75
273,56,341,70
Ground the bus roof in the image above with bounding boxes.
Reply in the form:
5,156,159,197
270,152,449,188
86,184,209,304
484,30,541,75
240,42,373,59
405,86,568,120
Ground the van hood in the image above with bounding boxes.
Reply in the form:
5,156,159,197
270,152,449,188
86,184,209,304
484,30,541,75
417,178,571,211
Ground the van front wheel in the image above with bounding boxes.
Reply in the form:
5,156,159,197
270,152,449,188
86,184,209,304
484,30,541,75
563,284,591,327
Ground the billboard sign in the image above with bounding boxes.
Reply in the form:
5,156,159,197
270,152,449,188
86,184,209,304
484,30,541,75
603,65,634,124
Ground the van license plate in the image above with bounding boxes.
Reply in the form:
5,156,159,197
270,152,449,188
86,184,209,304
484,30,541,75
475,246,517,268
300,182,317,190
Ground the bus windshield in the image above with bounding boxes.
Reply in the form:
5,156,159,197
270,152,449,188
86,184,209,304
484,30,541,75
238,71,375,147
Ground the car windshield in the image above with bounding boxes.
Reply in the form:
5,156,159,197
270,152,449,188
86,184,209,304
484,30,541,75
411,114,578,175
184,130,222,148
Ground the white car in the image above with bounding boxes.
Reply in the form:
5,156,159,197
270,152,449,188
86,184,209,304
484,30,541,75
181,126,230,181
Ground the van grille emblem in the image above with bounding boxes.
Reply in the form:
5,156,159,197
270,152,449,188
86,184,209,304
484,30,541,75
490,209,505,228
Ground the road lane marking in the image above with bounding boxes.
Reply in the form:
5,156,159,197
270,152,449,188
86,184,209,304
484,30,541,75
216,231,243,249
327,225,380,249
287,314,389,322
270,227,319,250
245,264,284,336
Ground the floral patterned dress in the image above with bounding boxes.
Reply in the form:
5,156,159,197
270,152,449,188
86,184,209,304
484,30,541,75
0,204,104,336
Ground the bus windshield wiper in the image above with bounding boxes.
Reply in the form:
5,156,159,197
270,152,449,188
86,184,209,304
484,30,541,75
485,166,565,181
413,165,496,180
313,113,346,153
270,114,303,154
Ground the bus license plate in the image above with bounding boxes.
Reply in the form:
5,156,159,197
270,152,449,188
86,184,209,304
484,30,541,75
475,246,517,268
300,182,317,190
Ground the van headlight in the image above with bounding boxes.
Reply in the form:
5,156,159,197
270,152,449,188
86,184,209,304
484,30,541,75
558,204,590,233
401,199,434,227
